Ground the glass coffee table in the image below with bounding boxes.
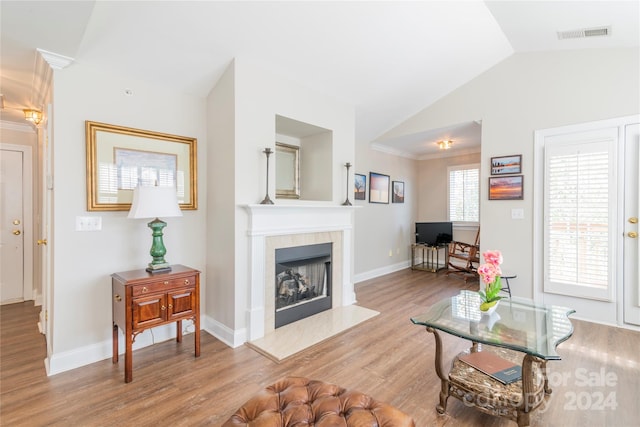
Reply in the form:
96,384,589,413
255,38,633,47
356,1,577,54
411,290,575,427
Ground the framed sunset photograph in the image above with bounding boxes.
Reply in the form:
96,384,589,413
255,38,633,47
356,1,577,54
491,154,522,175
369,172,390,204
489,175,524,200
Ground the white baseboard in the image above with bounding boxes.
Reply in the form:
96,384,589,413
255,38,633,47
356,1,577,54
46,320,198,376
203,314,246,348
353,260,409,284
33,291,43,307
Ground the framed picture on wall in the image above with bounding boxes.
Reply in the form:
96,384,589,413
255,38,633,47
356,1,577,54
354,173,366,200
392,181,404,203
85,121,197,211
369,172,390,204
491,154,522,175
489,175,524,200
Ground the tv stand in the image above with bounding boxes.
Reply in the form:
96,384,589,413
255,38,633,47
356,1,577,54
411,243,449,272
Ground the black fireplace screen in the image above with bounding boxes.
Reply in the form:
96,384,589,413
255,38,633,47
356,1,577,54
274,243,332,328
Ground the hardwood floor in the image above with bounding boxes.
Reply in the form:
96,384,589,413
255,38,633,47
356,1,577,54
1,269,639,426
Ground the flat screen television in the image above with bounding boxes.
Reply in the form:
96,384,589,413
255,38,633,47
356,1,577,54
415,222,453,246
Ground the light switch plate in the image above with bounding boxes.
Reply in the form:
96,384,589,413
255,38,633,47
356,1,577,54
76,216,102,231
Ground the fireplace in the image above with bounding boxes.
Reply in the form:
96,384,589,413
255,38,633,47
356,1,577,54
244,204,356,342
275,243,332,328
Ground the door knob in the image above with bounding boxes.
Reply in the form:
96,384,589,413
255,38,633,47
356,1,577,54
37,239,47,245
12,230,21,235
630,217,638,224
629,231,638,239
13,219,21,225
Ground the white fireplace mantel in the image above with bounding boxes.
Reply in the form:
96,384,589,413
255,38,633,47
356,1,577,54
244,204,357,341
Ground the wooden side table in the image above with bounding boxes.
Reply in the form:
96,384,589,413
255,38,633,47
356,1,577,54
111,264,200,383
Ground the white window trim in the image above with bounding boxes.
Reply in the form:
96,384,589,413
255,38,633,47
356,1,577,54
447,163,480,225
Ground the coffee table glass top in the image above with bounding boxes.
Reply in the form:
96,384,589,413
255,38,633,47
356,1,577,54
411,290,575,360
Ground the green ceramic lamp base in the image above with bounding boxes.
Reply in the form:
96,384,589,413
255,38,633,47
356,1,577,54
146,218,172,273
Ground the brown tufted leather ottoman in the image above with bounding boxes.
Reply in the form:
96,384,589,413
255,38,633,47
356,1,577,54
223,376,415,426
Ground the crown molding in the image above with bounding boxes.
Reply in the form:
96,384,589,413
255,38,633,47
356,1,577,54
418,146,481,161
36,48,74,70
370,142,481,160
369,142,417,159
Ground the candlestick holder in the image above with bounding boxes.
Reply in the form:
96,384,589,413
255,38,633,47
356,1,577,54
342,162,352,206
260,148,274,205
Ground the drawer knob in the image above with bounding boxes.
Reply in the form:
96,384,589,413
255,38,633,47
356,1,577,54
142,287,148,293
168,304,173,309
184,279,190,285
161,305,166,311
163,281,169,285
114,294,122,302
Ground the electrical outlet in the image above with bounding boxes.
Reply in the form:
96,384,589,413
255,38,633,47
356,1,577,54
511,208,524,220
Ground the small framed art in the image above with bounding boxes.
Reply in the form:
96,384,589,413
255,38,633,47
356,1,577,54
369,172,390,204
392,181,404,203
489,175,524,200
354,173,366,200
491,154,522,175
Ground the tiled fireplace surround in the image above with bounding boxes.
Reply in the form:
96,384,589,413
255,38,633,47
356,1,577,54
245,205,356,342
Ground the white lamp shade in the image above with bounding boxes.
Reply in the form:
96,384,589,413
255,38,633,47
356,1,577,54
127,186,183,219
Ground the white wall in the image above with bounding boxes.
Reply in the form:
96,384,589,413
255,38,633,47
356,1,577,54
378,47,640,297
418,152,480,221
48,62,207,374
206,61,237,340
205,58,355,345
352,146,417,282
418,151,481,244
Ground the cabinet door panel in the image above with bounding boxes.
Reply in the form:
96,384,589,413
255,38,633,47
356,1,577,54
168,288,195,320
133,294,167,328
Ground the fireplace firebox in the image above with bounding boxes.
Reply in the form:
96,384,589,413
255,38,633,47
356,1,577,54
275,243,332,328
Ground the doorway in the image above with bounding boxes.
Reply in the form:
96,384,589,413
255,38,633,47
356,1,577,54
534,115,640,328
0,144,34,304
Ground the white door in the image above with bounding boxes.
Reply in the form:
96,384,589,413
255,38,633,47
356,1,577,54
534,115,640,327
623,123,640,326
0,149,25,304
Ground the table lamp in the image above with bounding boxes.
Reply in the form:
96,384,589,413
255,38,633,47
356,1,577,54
128,186,182,273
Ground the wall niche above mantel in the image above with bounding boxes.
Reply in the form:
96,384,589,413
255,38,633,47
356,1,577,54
275,115,333,202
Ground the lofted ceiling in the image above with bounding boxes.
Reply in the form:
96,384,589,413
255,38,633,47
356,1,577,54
1,1,638,158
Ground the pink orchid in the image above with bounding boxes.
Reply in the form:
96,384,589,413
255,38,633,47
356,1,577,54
482,250,503,267
477,262,501,285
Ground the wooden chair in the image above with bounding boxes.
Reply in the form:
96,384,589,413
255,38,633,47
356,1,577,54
447,228,480,282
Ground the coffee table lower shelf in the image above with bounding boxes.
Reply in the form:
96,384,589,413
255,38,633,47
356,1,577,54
428,328,551,427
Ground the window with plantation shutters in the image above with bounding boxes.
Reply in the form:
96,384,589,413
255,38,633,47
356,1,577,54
448,164,479,223
543,130,617,301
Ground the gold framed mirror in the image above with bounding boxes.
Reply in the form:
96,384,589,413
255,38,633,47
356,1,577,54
275,142,300,199
86,121,197,211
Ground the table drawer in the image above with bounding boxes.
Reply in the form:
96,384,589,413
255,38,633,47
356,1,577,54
132,275,197,296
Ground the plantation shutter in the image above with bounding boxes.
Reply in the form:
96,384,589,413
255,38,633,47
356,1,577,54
543,131,616,301
449,165,479,222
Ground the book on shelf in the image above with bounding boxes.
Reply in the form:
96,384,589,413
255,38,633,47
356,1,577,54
458,351,522,385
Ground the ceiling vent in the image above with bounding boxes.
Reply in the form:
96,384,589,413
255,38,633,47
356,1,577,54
557,26,611,40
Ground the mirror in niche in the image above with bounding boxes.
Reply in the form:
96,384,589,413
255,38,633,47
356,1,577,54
276,142,300,199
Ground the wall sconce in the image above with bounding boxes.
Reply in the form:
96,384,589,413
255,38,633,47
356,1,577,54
23,109,43,125
437,140,453,150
